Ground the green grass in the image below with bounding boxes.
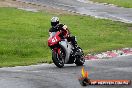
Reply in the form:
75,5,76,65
90,0,132,8
0,7,132,67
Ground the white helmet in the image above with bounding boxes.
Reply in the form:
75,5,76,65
51,17,59,26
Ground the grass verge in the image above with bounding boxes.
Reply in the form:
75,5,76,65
0,7,132,67
90,0,132,8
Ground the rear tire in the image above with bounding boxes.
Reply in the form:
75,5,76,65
75,47,85,66
75,56,85,66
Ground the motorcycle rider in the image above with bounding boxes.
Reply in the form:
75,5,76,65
49,17,78,52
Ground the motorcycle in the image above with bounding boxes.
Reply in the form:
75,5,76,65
48,31,85,68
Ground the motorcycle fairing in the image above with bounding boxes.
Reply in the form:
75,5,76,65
59,40,73,64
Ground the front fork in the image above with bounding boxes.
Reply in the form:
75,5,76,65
52,48,60,55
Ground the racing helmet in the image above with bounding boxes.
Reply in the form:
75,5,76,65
51,17,59,27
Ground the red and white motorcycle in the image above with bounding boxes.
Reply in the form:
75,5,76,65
48,31,85,68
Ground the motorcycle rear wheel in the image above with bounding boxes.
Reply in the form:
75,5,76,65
75,47,85,66
75,55,85,66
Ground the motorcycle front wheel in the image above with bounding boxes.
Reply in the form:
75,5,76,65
52,48,65,68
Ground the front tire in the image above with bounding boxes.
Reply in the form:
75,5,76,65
52,48,65,68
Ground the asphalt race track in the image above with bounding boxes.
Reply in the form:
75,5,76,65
0,55,132,88
18,0,132,23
